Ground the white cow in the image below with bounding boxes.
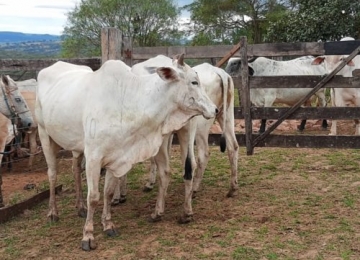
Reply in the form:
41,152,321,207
0,114,18,171
113,58,239,223
225,56,328,133
0,75,35,207
35,55,217,251
311,37,360,135
17,79,39,170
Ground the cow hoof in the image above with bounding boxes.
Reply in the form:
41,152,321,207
297,125,305,132
111,199,120,206
78,208,87,218
226,189,237,198
178,214,193,224
81,239,97,251
143,186,153,192
119,195,126,203
48,215,59,222
105,228,118,237
148,215,162,223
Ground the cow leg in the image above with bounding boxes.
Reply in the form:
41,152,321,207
72,152,87,218
329,89,339,135
144,134,173,192
259,119,266,133
176,123,196,224
0,152,4,207
102,170,118,237
27,129,38,171
150,135,172,222
143,157,157,192
217,114,239,197
81,157,101,251
38,126,61,222
297,119,307,132
193,120,212,194
0,171,3,208
111,175,127,205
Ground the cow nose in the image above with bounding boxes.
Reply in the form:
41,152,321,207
215,108,219,114
28,123,32,127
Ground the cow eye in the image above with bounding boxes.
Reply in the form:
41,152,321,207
191,81,199,85
15,97,22,102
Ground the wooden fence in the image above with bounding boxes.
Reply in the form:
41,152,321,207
1,28,360,154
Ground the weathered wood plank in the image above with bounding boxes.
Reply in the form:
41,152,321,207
101,27,122,64
248,42,325,57
173,134,360,149
132,45,237,60
240,37,253,155
252,46,360,148
0,58,101,71
234,107,360,120
0,185,62,223
233,75,360,89
216,41,242,67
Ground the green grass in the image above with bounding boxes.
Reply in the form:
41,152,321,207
1,147,360,259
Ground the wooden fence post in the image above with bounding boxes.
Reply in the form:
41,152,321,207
239,36,253,155
101,27,122,64
122,36,133,67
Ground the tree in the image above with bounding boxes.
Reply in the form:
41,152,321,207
266,0,360,42
61,0,181,58
183,0,293,45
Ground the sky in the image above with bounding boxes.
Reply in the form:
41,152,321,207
0,0,193,36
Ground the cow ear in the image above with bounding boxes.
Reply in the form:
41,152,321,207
156,67,179,82
312,56,325,65
172,53,185,67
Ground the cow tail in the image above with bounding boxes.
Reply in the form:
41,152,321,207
184,147,192,180
216,68,230,153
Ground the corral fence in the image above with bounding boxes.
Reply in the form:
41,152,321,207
1,28,360,156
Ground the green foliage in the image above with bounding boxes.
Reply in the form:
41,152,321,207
61,0,182,58
266,0,360,42
185,0,293,45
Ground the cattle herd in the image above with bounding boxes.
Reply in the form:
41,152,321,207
0,37,359,251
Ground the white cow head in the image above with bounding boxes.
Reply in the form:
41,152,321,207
0,75,35,130
156,54,218,120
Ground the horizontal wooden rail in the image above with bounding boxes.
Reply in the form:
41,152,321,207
0,185,62,223
1,40,359,71
172,134,360,149
234,107,360,120
0,58,101,71
233,73,360,89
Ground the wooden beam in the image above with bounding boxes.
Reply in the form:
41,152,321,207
101,27,122,64
215,41,242,68
0,58,101,71
234,107,360,120
252,45,360,148
239,37,253,155
172,134,360,149
233,75,360,89
0,185,62,223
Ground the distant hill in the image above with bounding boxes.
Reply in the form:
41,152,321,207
0,31,60,43
0,31,61,58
